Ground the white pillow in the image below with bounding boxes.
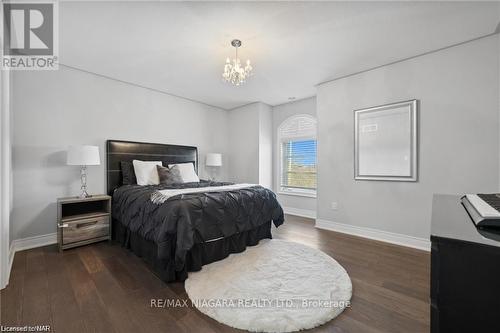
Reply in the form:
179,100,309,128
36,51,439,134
168,163,200,183
132,160,162,185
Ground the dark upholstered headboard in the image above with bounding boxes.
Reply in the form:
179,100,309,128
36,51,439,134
106,140,198,195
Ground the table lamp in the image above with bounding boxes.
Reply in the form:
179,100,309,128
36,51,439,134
206,153,222,181
67,145,101,198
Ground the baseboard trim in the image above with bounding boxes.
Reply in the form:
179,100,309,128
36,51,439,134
283,207,317,219
0,243,15,289
1,233,57,289
11,232,57,253
7,241,14,278
315,219,430,251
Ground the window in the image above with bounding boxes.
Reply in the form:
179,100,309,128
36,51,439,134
278,115,317,197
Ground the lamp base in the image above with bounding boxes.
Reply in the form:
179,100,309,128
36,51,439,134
207,166,218,182
78,190,90,199
79,165,90,198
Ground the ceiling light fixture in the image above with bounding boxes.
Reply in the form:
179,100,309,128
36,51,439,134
222,39,253,86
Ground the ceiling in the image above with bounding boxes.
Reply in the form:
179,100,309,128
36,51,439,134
59,1,500,110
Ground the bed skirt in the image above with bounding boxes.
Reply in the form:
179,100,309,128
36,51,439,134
113,219,273,282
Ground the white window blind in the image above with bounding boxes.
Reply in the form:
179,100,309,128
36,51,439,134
278,115,317,196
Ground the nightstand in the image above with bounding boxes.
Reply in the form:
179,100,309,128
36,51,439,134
57,195,112,251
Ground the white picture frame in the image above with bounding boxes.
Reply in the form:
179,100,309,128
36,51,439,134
354,100,418,181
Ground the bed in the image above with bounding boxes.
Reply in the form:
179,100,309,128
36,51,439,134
107,140,284,282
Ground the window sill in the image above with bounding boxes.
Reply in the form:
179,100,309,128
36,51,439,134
278,191,317,199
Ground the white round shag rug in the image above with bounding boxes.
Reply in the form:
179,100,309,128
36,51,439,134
185,239,352,333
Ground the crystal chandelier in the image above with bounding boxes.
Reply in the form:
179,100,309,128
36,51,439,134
222,39,253,86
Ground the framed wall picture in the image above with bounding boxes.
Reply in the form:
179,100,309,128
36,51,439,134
354,99,418,181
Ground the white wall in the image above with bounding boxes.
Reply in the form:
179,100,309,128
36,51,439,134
227,102,273,187
258,104,273,188
227,103,260,183
272,97,317,216
1,67,12,289
11,66,229,241
316,35,500,240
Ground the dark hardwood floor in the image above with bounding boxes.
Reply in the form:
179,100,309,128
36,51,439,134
1,215,430,332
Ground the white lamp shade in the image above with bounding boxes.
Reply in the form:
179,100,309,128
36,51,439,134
206,153,222,167
67,145,101,166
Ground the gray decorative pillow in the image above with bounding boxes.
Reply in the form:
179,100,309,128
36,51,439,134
121,161,137,185
156,165,183,185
